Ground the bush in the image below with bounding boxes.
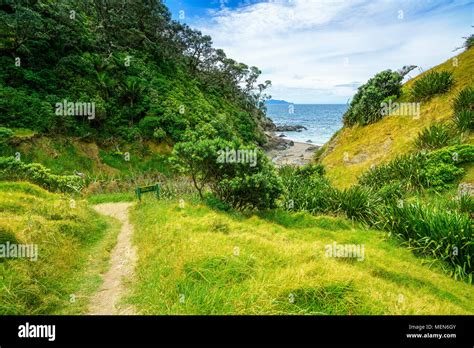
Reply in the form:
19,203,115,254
359,145,473,192
454,86,474,114
172,138,283,210
453,87,474,132
0,157,83,193
279,164,339,214
410,71,454,101
462,34,474,50
381,202,473,282
343,70,405,126
152,128,167,142
453,110,474,132
414,123,454,150
0,127,14,141
337,186,381,225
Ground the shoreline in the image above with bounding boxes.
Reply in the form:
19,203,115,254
265,135,321,167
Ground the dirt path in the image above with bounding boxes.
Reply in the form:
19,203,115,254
88,202,137,315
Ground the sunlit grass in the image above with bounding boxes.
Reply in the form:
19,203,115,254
127,200,473,315
321,48,474,188
0,181,119,314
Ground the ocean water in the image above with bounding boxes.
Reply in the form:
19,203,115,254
265,104,348,146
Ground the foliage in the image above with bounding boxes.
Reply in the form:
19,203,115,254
172,137,283,210
0,1,270,145
337,186,381,225
0,127,13,141
410,71,454,101
343,69,407,126
0,157,83,193
279,164,339,214
359,145,473,192
453,86,474,132
381,202,473,282
414,123,454,150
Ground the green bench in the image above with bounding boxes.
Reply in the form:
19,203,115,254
135,184,160,201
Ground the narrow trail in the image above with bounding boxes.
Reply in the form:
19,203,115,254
88,202,137,315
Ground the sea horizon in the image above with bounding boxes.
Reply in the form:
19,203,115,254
266,103,348,146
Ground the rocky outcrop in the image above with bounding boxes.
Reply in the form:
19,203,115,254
275,125,307,132
457,183,474,197
263,132,295,151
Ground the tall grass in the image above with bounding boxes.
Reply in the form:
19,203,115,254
414,124,454,150
453,86,474,132
128,200,474,314
359,144,473,192
411,71,454,101
0,182,117,314
381,202,473,282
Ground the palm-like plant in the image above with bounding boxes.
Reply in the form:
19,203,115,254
119,77,147,125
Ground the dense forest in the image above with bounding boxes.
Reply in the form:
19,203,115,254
0,0,272,144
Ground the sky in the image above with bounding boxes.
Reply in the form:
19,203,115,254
165,0,473,104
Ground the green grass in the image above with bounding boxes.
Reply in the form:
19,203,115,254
414,123,455,150
411,71,454,101
320,48,474,189
86,192,135,204
127,200,473,315
0,181,120,314
12,128,37,138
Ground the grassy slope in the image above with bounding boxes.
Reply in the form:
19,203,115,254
0,182,120,314
128,199,473,315
320,48,474,189
1,135,173,177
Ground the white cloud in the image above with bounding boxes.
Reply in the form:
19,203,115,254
192,0,472,103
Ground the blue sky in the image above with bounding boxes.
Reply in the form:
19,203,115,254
165,0,473,103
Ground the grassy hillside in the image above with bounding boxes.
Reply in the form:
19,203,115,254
2,134,173,177
127,199,473,315
0,182,120,314
319,48,474,189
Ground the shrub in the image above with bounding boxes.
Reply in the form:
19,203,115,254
414,123,454,150
0,127,14,141
453,110,474,132
279,164,339,214
172,138,283,210
381,202,473,282
343,70,405,126
359,145,473,192
374,182,405,203
453,86,474,114
453,87,474,132
152,128,167,142
410,71,454,101
337,186,381,225
461,33,474,50
0,157,83,193
457,194,473,218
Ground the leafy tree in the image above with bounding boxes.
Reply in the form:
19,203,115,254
172,137,283,209
343,67,414,126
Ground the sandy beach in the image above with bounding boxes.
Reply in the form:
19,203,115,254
266,140,320,167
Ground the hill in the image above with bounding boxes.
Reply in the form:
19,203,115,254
317,48,474,189
0,0,273,151
266,99,291,105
